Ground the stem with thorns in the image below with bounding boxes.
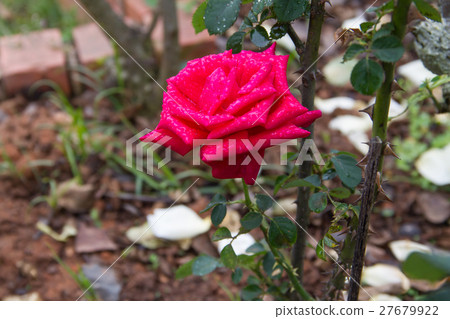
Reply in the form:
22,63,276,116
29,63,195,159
241,180,314,301
348,0,412,300
289,0,326,289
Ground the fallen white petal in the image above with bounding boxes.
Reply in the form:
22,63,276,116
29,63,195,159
372,294,402,301
342,15,367,30
323,56,358,87
315,97,357,114
415,144,450,186
389,240,432,262
398,60,436,87
362,264,411,293
217,232,256,256
147,205,211,241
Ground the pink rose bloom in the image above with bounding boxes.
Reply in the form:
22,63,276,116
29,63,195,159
141,44,321,185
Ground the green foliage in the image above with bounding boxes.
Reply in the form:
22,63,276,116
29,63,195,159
232,268,243,284
0,0,77,41
268,216,297,248
175,258,195,280
250,25,271,47
241,284,263,300
330,154,362,188
204,0,242,34
273,0,307,22
212,227,233,241
256,194,273,212
343,44,365,62
241,212,263,230
221,244,238,269
350,58,384,95
308,192,327,213
413,0,442,22
192,1,208,33
270,23,289,39
402,252,450,282
192,255,220,276
371,35,404,62
211,204,227,226
226,31,246,53
200,193,226,213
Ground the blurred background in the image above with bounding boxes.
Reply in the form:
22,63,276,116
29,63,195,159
0,0,448,301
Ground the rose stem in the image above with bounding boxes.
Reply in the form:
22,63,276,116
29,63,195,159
348,0,412,300
241,180,314,301
289,0,326,291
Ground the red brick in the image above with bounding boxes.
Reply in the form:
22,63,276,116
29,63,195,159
73,23,114,68
0,29,70,96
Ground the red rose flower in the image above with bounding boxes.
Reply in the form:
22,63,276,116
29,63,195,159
141,44,321,184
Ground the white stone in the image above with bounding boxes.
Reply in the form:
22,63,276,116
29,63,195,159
323,55,358,87
342,15,367,30
362,264,411,293
389,240,432,262
372,294,402,301
147,205,211,241
398,60,437,87
329,115,372,154
315,96,357,114
415,144,450,186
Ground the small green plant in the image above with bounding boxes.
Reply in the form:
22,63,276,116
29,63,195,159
48,245,99,301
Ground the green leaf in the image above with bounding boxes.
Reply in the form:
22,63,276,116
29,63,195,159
402,252,450,282
413,0,442,22
241,284,262,300
268,216,297,248
316,239,327,261
360,21,375,33
273,0,307,23
226,31,246,53
270,23,288,39
239,16,253,30
211,204,227,226
372,35,405,62
175,258,194,279
331,154,362,188
350,58,384,95
200,193,226,213
237,254,257,268
192,255,219,276
283,178,318,189
372,24,394,40
241,212,263,230
322,169,337,180
304,174,321,187
250,25,271,47
274,175,289,195
221,244,238,269
212,227,232,241
246,242,266,254
343,43,365,62
192,1,208,34
308,192,327,213
205,0,242,35
232,267,243,284
256,194,273,212
262,251,276,277
329,187,351,199
252,0,272,14
417,284,450,301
